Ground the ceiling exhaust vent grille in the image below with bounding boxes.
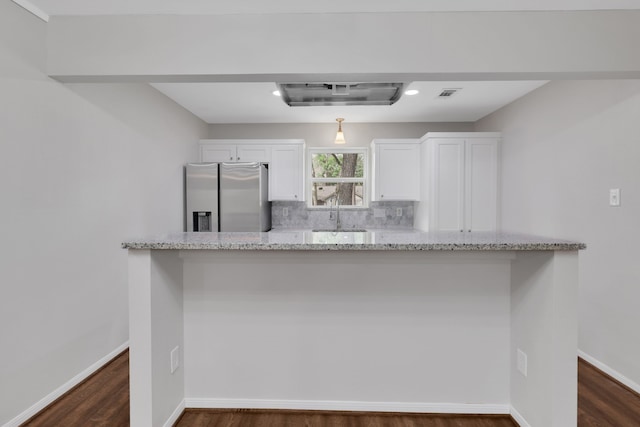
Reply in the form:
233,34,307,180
277,82,406,107
438,88,461,98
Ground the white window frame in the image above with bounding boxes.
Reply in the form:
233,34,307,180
307,147,369,209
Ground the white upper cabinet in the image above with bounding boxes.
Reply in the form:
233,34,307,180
199,139,304,201
200,140,272,163
422,133,500,232
430,138,465,231
371,139,421,201
269,142,305,201
464,138,499,232
200,143,236,162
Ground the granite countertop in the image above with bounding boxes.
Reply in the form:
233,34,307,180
121,230,586,251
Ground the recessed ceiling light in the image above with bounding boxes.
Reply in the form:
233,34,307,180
272,90,281,97
404,89,419,96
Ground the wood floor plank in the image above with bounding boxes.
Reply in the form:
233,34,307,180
577,358,640,427
173,410,517,427
19,352,640,427
21,349,130,427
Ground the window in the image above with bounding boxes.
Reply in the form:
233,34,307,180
308,148,367,207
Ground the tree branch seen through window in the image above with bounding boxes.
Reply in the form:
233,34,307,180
310,151,365,207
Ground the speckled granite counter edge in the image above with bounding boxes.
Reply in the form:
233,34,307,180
121,241,586,251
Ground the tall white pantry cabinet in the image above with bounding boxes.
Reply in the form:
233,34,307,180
419,132,500,232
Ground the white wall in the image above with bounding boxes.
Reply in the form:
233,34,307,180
182,251,511,409
46,11,640,81
209,122,473,147
0,2,208,425
475,80,640,388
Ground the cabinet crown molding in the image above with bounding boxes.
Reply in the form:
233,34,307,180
420,132,501,142
200,139,305,145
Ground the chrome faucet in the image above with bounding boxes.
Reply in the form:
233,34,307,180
329,199,342,231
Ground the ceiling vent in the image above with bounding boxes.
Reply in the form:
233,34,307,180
277,83,406,107
438,88,461,98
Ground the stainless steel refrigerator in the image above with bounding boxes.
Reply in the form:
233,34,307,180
185,162,271,232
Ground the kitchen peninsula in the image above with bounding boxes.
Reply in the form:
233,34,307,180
123,230,584,427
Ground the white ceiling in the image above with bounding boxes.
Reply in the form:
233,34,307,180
151,81,548,124
18,0,640,16
19,0,636,124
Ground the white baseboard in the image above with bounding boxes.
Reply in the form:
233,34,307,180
184,398,510,415
164,399,186,427
510,406,531,427
578,350,640,395
2,341,129,427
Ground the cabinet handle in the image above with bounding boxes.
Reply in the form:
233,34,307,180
229,156,233,160
468,229,471,232
381,194,384,198
294,195,298,198
237,157,240,160
460,229,463,232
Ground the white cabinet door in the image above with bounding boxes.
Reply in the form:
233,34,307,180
269,144,304,201
201,144,236,162
427,135,499,232
201,144,271,163
236,145,271,163
431,139,465,232
372,140,420,201
465,139,498,232
200,140,272,163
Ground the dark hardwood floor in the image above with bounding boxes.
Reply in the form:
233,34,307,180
20,350,640,426
22,349,129,427
578,357,640,426
175,409,517,427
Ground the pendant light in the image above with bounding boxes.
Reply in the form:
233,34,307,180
334,118,346,145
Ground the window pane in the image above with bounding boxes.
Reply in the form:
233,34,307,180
311,182,364,207
311,153,364,179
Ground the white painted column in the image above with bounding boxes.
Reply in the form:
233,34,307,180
128,250,153,427
128,250,185,427
510,251,579,427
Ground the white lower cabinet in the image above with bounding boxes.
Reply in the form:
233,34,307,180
423,133,499,232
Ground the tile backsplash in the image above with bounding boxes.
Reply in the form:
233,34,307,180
272,201,414,230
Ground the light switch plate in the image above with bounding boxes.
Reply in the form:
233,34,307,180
170,346,180,374
517,348,528,377
609,188,621,207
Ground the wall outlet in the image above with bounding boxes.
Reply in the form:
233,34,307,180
170,346,180,374
396,207,402,217
609,188,621,206
283,207,289,217
517,348,528,377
